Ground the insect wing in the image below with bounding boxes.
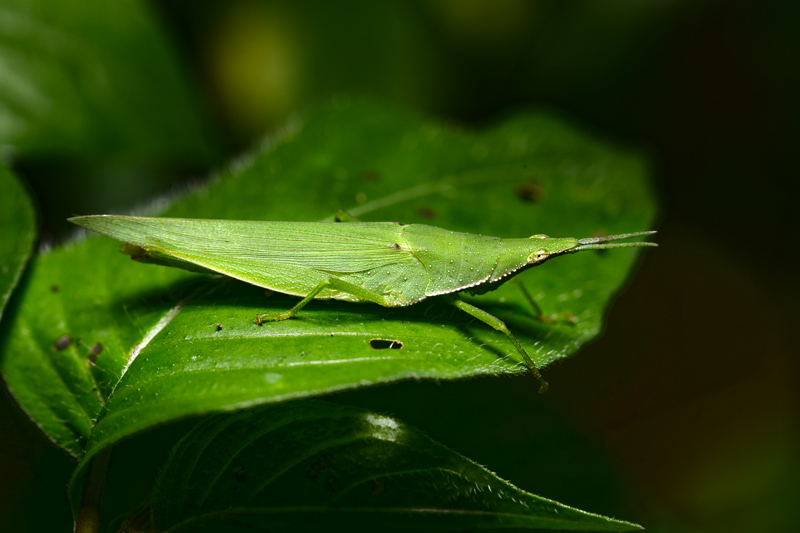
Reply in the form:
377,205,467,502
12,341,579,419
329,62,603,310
70,216,423,299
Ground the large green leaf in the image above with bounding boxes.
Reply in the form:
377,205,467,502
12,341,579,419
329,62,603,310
142,400,640,532
0,161,36,321
2,100,656,462
0,0,217,161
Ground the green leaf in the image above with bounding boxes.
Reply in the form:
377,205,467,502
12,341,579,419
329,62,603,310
0,161,36,321
144,400,640,532
3,100,656,464
0,237,190,457
0,0,218,161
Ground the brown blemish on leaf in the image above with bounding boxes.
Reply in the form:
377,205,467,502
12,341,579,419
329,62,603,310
53,334,72,352
88,343,103,364
416,207,436,219
515,181,545,203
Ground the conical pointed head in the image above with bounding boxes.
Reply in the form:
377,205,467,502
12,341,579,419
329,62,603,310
491,230,657,282
519,230,657,264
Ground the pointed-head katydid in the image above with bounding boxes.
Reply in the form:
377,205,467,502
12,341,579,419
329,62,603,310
68,214,657,392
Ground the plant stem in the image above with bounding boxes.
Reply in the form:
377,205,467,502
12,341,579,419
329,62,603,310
74,446,113,533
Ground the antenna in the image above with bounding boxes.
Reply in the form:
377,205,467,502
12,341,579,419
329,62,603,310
573,230,657,252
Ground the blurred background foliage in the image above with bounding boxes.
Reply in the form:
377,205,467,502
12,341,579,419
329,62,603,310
0,0,797,532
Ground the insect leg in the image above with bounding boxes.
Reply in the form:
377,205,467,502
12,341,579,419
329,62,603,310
333,210,361,222
512,277,577,325
255,277,389,324
446,295,548,393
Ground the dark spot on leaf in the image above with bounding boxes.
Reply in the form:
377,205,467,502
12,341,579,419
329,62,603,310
371,477,387,496
216,323,223,331
88,343,103,364
53,335,72,352
233,465,245,483
515,182,544,203
361,170,380,182
325,476,341,491
416,207,436,219
370,339,403,350
388,242,401,250
51,285,59,293
307,454,333,481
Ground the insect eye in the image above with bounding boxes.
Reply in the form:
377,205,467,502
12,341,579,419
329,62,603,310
529,234,549,239
528,249,550,263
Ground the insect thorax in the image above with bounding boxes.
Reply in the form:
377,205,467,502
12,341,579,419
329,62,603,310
401,225,500,297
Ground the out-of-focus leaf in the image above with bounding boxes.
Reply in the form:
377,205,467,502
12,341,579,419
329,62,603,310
0,161,35,322
142,400,640,532
0,0,218,161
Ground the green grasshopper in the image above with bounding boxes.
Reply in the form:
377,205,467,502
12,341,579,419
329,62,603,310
69,213,656,391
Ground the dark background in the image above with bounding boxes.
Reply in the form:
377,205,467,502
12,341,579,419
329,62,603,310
2,1,797,531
